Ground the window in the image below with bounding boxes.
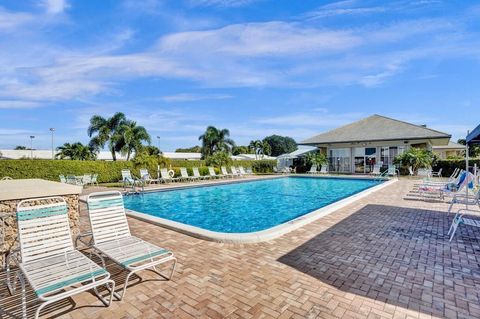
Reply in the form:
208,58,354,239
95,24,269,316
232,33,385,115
329,148,351,173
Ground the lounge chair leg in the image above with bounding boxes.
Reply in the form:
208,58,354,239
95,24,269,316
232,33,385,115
449,218,460,242
120,271,135,300
18,271,27,319
93,279,116,306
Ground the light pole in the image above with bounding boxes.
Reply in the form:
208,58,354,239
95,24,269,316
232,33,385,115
29,135,35,159
156,136,160,151
49,128,55,160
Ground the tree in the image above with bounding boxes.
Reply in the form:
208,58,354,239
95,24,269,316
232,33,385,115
262,135,297,157
55,142,96,160
248,140,271,159
457,139,479,158
117,120,151,160
87,112,127,161
141,145,161,156
14,146,27,150
232,145,252,155
198,126,235,159
394,147,436,173
205,151,233,167
175,146,201,153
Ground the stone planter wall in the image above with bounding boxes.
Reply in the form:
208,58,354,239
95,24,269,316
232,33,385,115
0,194,80,267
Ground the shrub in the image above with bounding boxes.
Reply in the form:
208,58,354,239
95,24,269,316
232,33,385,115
205,151,233,167
433,159,474,177
394,148,437,174
0,158,277,182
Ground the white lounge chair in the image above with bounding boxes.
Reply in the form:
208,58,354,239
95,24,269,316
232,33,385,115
193,167,208,180
180,167,197,182
229,166,238,178
121,169,144,190
7,197,115,319
86,191,176,300
408,166,415,176
307,165,317,174
319,165,328,174
431,168,443,178
160,168,180,183
59,175,67,183
238,166,248,176
221,166,234,178
448,208,480,241
419,171,474,199
140,168,158,185
208,167,223,179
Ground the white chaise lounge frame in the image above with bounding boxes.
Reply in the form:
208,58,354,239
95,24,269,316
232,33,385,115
7,197,115,319
86,191,177,300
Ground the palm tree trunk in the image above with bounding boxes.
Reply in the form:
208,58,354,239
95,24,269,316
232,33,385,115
111,147,116,161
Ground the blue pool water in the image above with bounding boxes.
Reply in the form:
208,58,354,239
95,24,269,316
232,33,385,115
123,177,381,233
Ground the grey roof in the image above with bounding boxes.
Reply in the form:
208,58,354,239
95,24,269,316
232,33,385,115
300,114,451,145
432,141,465,150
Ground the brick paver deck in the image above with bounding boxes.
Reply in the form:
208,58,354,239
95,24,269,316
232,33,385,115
1,178,480,318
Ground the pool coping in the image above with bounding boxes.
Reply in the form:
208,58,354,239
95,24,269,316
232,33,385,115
124,176,398,243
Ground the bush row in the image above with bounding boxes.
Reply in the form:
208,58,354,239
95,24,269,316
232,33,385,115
432,159,476,177
0,159,276,183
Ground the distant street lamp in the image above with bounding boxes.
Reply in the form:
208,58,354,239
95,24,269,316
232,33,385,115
156,136,161,151
29,135,35,159
49,128,55,160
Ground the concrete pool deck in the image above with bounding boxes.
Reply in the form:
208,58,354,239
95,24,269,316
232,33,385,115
2,177,478,318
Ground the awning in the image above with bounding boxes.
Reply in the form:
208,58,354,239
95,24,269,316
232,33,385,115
466,124,480,145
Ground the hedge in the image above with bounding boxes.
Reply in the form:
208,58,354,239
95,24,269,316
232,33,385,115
433,159,477,177
0,159,277,183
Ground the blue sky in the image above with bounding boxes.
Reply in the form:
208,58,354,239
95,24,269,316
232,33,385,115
0,0,479,151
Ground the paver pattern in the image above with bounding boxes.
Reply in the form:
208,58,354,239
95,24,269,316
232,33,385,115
1,178,480,318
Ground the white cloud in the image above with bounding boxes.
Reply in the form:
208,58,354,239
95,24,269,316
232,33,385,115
42,0,69,14
0,7,34,30
0,100,42,109
161,93,233,102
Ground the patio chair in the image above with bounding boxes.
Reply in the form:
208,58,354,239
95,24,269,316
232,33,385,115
82,174,92,186
208,167,223,179
121,169,144,191
91,173,99,186
66,175,81,186
230,166,241,178
387,165,399,177
59,175,67,183
160,168,179,183
307,165,317,174
319,165,328,174
417,168,432,178
408,166,415,176
193,167,208,180
431,168,443,178
180,167,197,182
238,166,249,176
246,167,253,174
221,166,234,178
86,191,176,300
448,208,480,241
370,164,381,176
419,171,474,199
140,168,158,185
6,197,115,319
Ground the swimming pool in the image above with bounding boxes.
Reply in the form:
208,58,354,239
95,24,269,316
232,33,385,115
123,176,383,235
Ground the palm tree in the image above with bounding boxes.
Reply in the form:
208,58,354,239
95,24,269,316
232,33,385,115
118,120,151,160
198,126,235,159
249,140,271,159
55,142,96,160
87,112,126,161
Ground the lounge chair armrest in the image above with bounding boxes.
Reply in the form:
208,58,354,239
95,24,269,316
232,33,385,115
75,232,93,250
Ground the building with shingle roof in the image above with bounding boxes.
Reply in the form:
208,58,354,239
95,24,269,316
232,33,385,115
299,114,451,174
